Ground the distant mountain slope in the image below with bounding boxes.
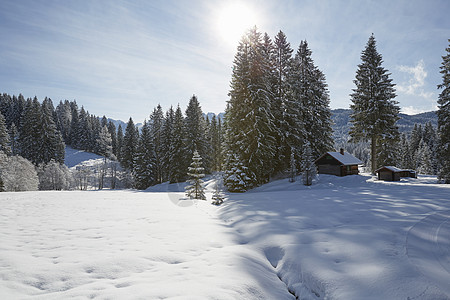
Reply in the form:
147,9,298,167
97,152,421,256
331,109,437,144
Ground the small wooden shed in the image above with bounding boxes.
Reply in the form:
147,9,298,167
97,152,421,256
375,166,417,181
315,149,363,176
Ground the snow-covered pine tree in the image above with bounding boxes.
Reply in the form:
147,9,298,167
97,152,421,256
349,34,399,174
133,121,156,189
149,105,165,183
185,150,206,200
161,106,174,182
273,31,295,173
0,112,11,155
292,40,333,158
301,142,317,186
121,117,139,170
107,121,118,159
184,95,210,173
18,97,41,164
376,135,400,167
41,98,65,164
416,139,434,175
437,39,450,183
116,124,124,161
399,134,414,170
208,114,222,172
169,105,187,183
97,125,113,159
410,124,423,156
224,26,277,187
223,153,254,192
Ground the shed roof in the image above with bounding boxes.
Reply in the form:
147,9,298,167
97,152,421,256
375,166,404,173
316,151,363,165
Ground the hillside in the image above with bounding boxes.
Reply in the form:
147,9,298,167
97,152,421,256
1,174,449,299
331,109,437,145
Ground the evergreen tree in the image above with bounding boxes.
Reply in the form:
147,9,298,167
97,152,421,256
0,112,11,155
133,121,156,189
209,114,222,172
225,26,277,187
150,105,165,183
96,125,113,159
410,124,423,155
301,142,317,186
161,106,174,182
416,140,433,175
272,31,295,172
185,150,206,200
437,39,450,183
376,136,399,167
399,134,414,169
18,97,39,163
184,95,210,173
107,121,117,159
41,98,65,164
223,153,254,192
116,124,124,161
8,123,18,155
121,117,139,170
349,34,399,174
169,105,187,183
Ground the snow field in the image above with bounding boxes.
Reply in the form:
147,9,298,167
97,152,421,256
0,190,291,299
1,174,449,299
218,174,450,299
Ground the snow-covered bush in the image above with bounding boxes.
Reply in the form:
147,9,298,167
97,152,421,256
0,152,39,191
38,160,73,190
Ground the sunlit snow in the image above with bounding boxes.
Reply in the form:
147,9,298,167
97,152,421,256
1,174,449,299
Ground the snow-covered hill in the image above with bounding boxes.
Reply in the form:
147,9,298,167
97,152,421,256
1,174,449,299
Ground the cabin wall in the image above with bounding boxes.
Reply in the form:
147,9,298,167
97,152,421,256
318,164,341,176
378,170,400,181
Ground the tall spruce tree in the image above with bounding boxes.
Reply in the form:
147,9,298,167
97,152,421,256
437,39,450,183
161,106,174,182
134,121,156,189
150,105,165,183
121,117,139,170
116,124,124,161
224,26,276,188
349,34,399,174
292,40,333,158
169,105,187,183
184,95,210,173
273,31,294,172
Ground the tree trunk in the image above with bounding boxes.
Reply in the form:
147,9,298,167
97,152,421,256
371,136,377,175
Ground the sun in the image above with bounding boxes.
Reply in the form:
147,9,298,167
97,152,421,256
215,2,258,46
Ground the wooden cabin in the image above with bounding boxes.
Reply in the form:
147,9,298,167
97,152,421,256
315,149,363,176
375,166,417,181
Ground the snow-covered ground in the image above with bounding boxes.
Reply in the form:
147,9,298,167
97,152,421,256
1,174,449,299
64,146,103,168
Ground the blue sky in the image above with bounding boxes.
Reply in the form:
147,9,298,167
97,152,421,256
0,0,449,122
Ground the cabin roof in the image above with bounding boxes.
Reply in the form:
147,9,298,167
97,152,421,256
375,166,405,173
316,151,363,166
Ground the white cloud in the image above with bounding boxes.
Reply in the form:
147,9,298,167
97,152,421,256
396,60,433,99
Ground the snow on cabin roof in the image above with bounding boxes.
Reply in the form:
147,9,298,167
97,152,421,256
324,151,363,165
375,166,404,173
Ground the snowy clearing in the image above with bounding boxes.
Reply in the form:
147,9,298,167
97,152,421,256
1,174,449,299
